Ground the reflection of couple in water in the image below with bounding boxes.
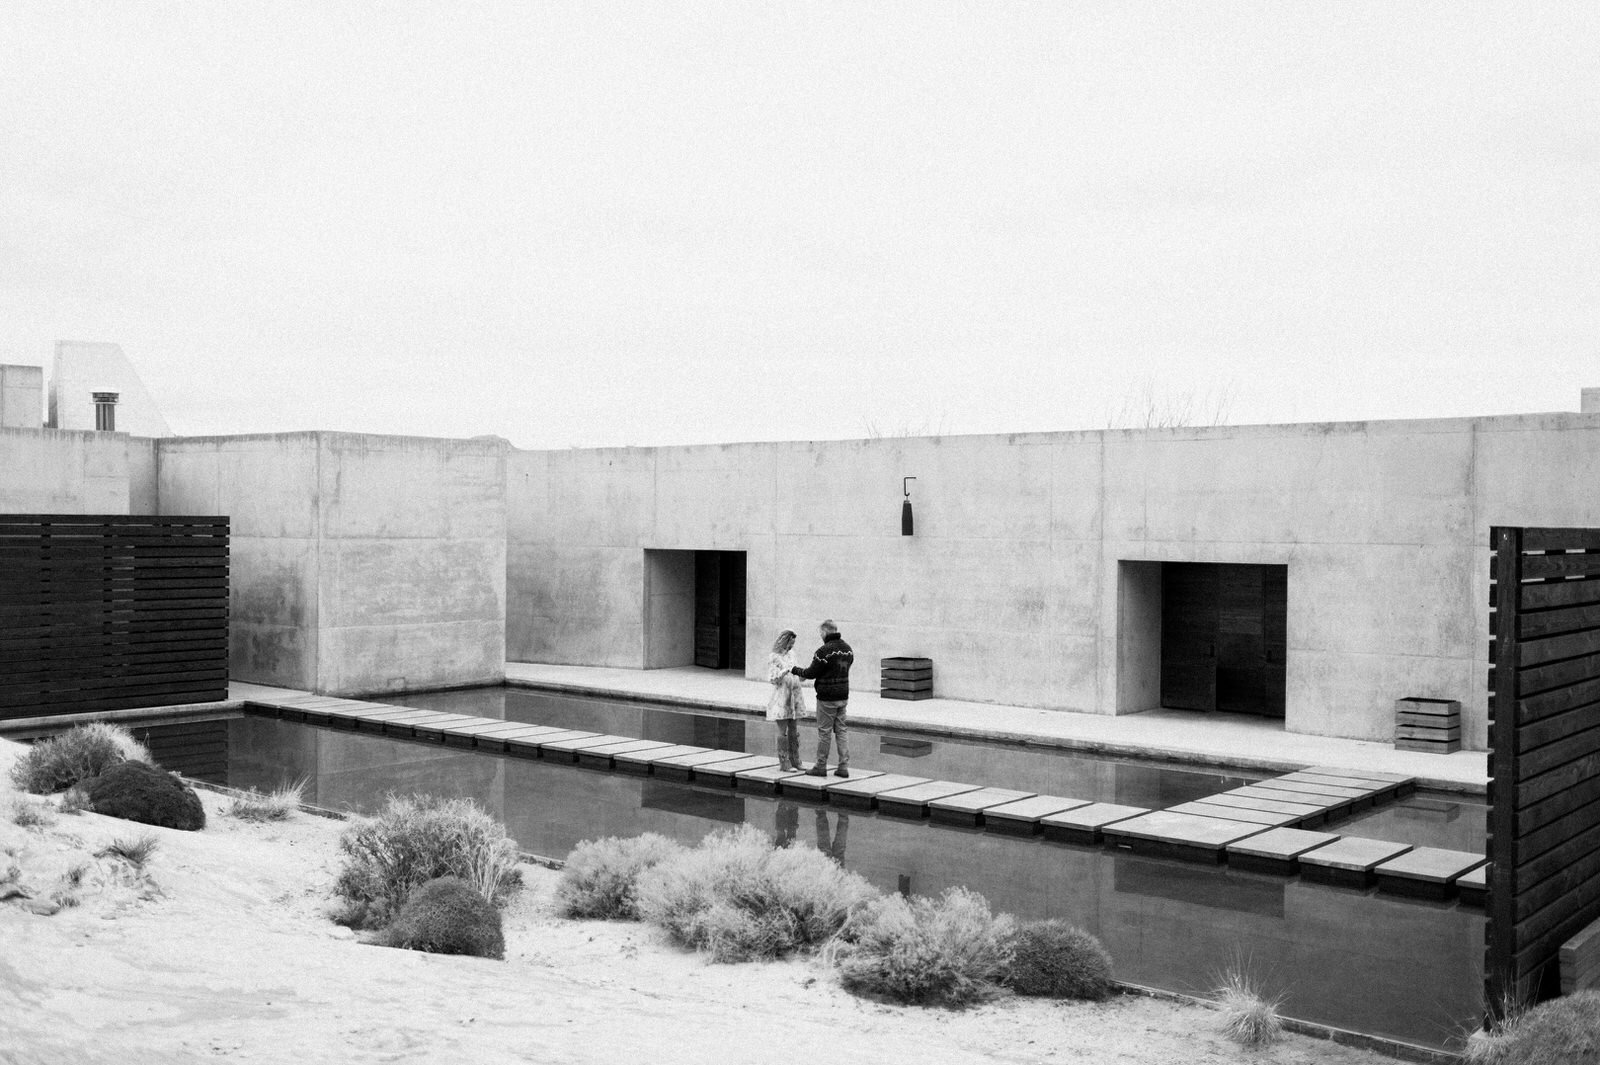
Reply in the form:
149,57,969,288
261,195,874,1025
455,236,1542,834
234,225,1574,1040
773,800,847,864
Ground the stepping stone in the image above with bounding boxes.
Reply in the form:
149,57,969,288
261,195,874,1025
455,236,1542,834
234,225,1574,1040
538,733,636,763
1226,827,1343,875
1298,838,1414,888
1167,801,1301,828
651,749,752,783
826,774,933,811
319,704,397,727
612,744,709,775
928,787,1037,827
1197,792,1326,819
1373,847,1488,900
380,711,477,739
1276,773,1385,811
1102,810,1268,864
1040,802,1148,845
781,769,885,802
1304,765,1413,785
575,739,679,769
1231,782,1357,818
875,781,984,820
1294,767,1414,800
694,754,781,787
440,719,527,748
982,795,1092,837
1457,863,1488,908
734,765,808,795
505,728,596,759
477,724,575,754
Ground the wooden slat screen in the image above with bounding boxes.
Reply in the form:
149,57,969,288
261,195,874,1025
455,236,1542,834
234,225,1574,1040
1487,525,1600,1013
0,514,229,721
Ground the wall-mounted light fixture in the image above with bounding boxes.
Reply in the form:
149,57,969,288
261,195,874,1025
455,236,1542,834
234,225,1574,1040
901,476,917,536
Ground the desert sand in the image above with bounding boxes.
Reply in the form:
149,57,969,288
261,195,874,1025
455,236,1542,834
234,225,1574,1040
0,738,1400,1065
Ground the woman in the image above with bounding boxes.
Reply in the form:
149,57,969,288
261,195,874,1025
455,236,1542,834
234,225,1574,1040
766,629,806,771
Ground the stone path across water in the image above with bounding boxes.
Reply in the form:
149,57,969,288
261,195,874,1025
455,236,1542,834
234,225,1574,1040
243,695,1487,905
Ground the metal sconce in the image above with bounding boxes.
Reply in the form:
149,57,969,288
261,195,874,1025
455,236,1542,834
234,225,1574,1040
901,476,916,536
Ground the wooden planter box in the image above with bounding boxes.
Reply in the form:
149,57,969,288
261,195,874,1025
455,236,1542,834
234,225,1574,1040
881,657,933,701
1394,697,1461,754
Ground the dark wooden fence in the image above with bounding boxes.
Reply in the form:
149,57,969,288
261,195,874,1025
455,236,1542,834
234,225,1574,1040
1487,525,1600,1011
0,515,229,722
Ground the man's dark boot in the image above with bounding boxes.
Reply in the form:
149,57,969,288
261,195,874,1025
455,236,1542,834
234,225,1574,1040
805,765,827,777
833,767,849,778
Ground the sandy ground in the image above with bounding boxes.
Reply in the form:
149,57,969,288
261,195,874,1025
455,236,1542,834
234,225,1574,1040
0,742,1401,1065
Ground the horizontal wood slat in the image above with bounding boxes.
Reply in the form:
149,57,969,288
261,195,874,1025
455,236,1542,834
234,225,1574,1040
0,515,230,722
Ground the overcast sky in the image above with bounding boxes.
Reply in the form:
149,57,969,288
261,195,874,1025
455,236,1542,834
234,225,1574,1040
2,3,1595,448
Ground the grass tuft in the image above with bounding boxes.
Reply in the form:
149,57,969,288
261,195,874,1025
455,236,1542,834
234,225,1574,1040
224,780,306,822
1215,964,1283,1049
97,833,160,869
831,886,1016,1007
1465,990,1600,1065
58,785,93,815
9,723,152,794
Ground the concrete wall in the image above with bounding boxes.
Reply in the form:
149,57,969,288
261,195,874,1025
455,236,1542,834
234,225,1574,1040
507,413,1600,748
0,364,44,429
49,341,172,437
158,432,507,696
0,427,148,514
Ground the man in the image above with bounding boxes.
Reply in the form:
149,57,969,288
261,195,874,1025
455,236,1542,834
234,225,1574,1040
792,619,854,777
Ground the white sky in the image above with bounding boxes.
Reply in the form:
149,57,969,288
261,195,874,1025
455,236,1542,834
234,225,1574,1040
2,2,1596,448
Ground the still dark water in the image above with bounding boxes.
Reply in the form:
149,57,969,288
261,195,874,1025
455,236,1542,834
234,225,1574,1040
211,687,1484,1051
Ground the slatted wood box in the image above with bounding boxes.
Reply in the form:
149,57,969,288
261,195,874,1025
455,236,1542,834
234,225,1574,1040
880,657,932,701
1393,697,1461,753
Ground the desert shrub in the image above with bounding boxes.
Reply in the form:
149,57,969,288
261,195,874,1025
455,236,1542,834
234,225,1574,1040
59,785,93,815
1007,920,1113,1000
1215,965,1283,1049
224,780,305,822
87,761,205,830
1466,990,1600,1065
334,794,520,927
97,833,160,869
635,823,876,962
11,797,57,828
832,886,1016,1007
9,723,152,794
556,833,685,919
378,876,505,960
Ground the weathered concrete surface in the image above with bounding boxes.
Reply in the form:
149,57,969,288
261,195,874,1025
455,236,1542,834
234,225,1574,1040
0,427,142,513
0,364,43,429
158,432,506,696
49,341,172,437
507,413,1600,749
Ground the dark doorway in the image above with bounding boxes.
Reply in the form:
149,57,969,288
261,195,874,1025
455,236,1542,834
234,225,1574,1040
693,551,747,670
1160,562,1286,717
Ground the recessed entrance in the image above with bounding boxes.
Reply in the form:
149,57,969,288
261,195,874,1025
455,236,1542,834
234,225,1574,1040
1160,562,1286,717
641,549,747,672
693,551,746,670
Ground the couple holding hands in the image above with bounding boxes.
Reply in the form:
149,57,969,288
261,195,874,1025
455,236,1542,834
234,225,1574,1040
766,619,854,777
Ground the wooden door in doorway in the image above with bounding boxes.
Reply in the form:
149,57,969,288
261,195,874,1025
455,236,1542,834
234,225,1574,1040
1160,563,1286,717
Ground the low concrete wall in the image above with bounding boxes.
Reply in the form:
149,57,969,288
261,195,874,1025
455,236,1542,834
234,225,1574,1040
158,432,507,697
0,365,43,429
0,427,146,514
507,413,1600,748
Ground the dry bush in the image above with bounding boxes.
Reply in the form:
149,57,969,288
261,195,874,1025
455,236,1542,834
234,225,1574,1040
10,797,57,828
832,886,1016,1007
378,876,505,960
1465,990,1600,1065
334,794,521,928
9,723,152,794
556,833,685,919
96,833,160,870
635,823,875,962
58,785,93,815
1215,964,1283,1049
224,780,306,822
1007,920,1113,1000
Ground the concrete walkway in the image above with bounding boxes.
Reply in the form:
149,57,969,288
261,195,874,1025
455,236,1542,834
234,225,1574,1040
504,662,1489,794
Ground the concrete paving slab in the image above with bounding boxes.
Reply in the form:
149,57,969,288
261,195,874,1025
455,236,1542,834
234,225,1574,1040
1226,827,1343,875
505,728,596,758
825,773,933,810
875,781,984,820
734,764,808,795
1102,810,1268,863
1373,847,1487,900
1298,837,1414,888
776,769,883,800
574,739,678,769
1040,802,1148,845
1457,863,1488,907
1304,765,1414,785
472,724,571,752
928,787,1037,827
612,744,709,775
981,795,1092,836
381,711,477,738
1231,781,1358,816
1167,801,1301,827
694,754,781,786
537,733,635,763
651,748,752,782
439,718,524,747
1202,792,1327,818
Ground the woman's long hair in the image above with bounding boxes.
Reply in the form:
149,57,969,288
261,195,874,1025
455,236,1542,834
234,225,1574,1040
772,629,796,654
